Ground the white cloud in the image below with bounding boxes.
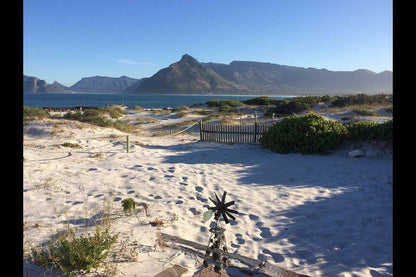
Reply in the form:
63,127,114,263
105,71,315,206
117,59,136,65
116,59,154,66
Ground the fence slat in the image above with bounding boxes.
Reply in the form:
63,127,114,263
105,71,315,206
199,121,276,144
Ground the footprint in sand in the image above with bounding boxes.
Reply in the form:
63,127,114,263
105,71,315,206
94,194,104,198
149,176,156,181
196,195,208,203
256,222,272,239
164,175,174,179
127,190,135,194
195,186,204,192
182,177,188,181
249,214,260,220
189,208,201,215
262,249,284,263
179,182,188,186
235,234,246,245
175,200,183,205
168,167,175,173
147,167,156,171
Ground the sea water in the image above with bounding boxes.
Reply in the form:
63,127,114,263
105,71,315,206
23,93,290,109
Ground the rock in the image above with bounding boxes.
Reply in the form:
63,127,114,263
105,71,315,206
193,266,229,277
348,149,365,158
154,265,188,277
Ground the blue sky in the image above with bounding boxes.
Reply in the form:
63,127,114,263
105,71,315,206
23,0,392,87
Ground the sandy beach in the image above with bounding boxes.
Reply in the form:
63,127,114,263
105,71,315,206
23,108,393,276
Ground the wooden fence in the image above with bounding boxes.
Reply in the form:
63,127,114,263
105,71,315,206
199,121,276,144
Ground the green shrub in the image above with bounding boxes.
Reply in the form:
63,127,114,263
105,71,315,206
345,120,393,141
23,106,51,124
206,99,244,108
259,114,346,154
30,226,118,276
242,96,281,106
331,93,392,108
351,108,377,116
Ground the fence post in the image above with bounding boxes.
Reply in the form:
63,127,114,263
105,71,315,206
126,135,130,153
253,122,258,143
199,120,203,141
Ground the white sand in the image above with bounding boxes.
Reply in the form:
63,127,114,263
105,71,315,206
23,116,393,277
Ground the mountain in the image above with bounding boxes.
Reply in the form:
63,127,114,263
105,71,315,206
202,61,392,95
25,55,392,95
23,75,74,93
70,76,141,93
136,54,249,94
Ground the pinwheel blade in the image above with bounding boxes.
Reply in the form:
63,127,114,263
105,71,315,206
226,208,238,214
225,211,236,221
209,197,217,205
224,200,234,207
221,191,227,203
214,192,221,203
222,212,230,224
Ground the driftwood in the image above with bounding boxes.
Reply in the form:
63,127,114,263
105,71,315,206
160,233,309,277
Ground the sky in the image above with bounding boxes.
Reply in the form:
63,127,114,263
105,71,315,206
23,0,393,87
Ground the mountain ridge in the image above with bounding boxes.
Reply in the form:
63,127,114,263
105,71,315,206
24,54,392,95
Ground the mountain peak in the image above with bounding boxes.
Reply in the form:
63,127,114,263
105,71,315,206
179,54,199,64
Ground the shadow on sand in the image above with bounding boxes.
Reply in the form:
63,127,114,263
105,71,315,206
145,141,393,276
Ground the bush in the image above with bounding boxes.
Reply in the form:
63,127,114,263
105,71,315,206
345,120,393,141
259,114,346,154
242,96,281,106
331,93,392,108
23,106,51,124
30,226,118,276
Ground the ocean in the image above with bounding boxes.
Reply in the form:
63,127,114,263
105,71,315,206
23,93,291,109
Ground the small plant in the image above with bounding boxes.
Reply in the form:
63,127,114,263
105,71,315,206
30,225,118,276
61,142,82,149
121,198,137,214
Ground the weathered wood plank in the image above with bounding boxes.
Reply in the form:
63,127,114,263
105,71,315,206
160,233,309,277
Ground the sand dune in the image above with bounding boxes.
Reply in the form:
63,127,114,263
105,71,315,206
23,116,392,276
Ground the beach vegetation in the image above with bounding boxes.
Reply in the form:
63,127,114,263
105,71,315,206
121,198,137,214
351,108,378,116
30,225,118,276
61,142,82,149
242,96,281,106
206,99,245,113
260,114,346,154
63,107,137,133
330,93,392,108
344,120,393,141
23,106,51,124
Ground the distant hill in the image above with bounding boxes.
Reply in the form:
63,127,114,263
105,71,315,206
202,61,392,95
136,54,249,94
70,75,141,93
23,75,74,93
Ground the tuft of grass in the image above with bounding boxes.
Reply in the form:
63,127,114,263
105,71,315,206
121,198,137,214
61,142,82,149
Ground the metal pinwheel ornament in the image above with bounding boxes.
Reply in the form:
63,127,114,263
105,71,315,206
208,191,238,224
202,191,238,272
